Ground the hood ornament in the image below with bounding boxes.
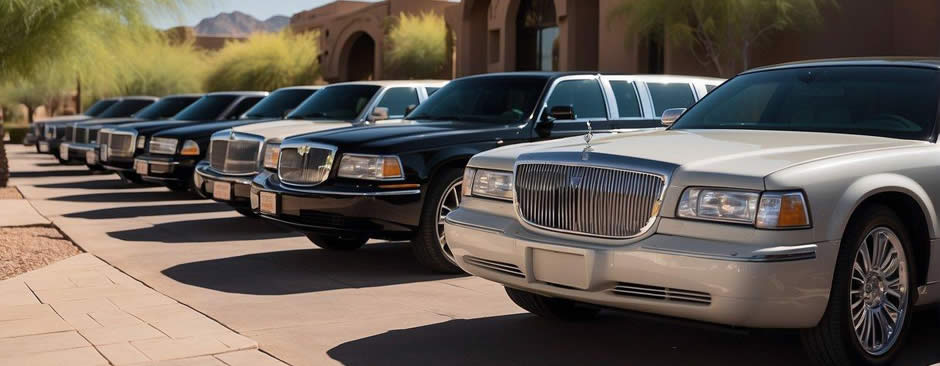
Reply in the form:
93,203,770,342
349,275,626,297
581,121,593,161
297,145,310,157
229,130,236,140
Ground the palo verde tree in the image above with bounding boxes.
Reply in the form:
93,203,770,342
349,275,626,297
205,31,320,92
611,0,836,77
384,11,449,79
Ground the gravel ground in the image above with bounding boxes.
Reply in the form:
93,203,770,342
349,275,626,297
0,225,81,280
0,187,23,199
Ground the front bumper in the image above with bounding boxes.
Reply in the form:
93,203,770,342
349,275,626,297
62,143,100,166
444,197,839,329
194,161,254,208
249,171,423,240
134,154,199,185
24,133,38,145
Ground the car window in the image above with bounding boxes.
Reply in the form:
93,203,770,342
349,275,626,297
545,79,607,119
84,100,118,116
609,81,642,118
134,97,200,120
377,87,419,117
244,89,317,119
706,84,719,92
673,66,939,141
227,97,264,119
174,95,238,121
97,100,154,118
288,85,382,121
426,87,441,96
648,83,696,116
408,76,548,124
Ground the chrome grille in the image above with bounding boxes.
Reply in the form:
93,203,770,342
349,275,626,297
612,283,711,305
75,127,89,143
278,145,335,186
514,164,665,238
64,125,75,142
88,128,101,143
107,132,135,158
209,139,262,175
464,256,524,278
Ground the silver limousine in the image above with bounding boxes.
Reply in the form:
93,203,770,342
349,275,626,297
444,58,940,366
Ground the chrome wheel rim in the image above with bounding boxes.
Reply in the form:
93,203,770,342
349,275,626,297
436,178,462,265
850,227,909,356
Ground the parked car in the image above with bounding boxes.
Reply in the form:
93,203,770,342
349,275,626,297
98,92,268,184
250,72,722,272
131,87,319,193
58,94,202,170
44,97,158,160
195,80,448,217
444,59,940,366
33,97,120,153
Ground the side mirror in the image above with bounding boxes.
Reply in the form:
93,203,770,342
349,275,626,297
404,104,417,117
545,105,576,122
282,109,294,119
661,108,686,126
369,107,389,122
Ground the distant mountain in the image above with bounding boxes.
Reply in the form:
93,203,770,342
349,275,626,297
194,11,289,37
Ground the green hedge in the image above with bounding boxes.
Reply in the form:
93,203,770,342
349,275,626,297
3,125,28,144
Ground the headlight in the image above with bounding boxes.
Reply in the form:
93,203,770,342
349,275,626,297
149,137,178,154
180,140,200,156
677,187,810,228
263,144,281,170
463,168,513,201
137,136,146,149
336,154,403,180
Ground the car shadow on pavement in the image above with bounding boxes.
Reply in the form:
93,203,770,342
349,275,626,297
50,191,203,203
36,179,139,190
107,216,300,244
161,242,464,295
65,202,233,219
11,170,94,178
327,308,940,366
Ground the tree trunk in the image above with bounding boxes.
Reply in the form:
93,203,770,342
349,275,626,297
26,105,35,124
0,124,8,188
76,76,82,114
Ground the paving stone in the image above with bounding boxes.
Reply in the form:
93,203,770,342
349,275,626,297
0,303,57,321
79,323,166,346
25,276,78,291
0,313,73,338
139,355,227,366
213,333,257,351
50,298,121,315
214,350,288,366
151,316,231,339
69,272,116,288
89,309,145,328
58,311,103,330
35,285,151,303
0,346,108,366
109,292,178,310
97,342,151,365
0,281,40,305
131,336,230,361
0,200,49,227
126,303,204,324
0,331,90,355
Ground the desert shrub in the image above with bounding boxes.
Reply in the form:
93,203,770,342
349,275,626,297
110,32,209,96
205,31,320,92
385,12,448,79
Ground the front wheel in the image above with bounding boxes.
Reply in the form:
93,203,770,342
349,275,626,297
306,234,368,251
505,287,600,321
412,168,464,274
235,208,257,218
801,205,914,366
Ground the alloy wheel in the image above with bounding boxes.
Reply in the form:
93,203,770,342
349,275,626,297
850,226,909,356
436,178,462,266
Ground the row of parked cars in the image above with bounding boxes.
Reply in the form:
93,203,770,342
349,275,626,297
26,58,940,365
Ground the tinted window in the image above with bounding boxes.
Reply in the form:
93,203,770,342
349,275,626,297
83,100,118,116
672,66,939,141
609,81,642,118
97,100,155,118
288,85,381,121
228,97,264,119
648,83,696,116
377,88,419,117
706,84,719,92
244,89,316,119
426,87,441,96
134,97,199,120
174,95,238,121
408,76,548,124
546,79,606,119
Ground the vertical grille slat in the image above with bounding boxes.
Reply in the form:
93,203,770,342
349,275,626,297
515,163,665,238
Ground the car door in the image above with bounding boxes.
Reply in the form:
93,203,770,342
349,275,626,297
538,76,611,138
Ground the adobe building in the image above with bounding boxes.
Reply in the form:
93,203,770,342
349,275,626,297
292,0,940,81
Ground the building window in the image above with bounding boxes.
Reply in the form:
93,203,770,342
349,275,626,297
516,0,558,71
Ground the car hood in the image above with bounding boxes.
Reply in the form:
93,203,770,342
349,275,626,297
231,119,356,143
285,120,525,153
76,117,144,128
37,115,92,124
478,129,926,189
152,118,279,139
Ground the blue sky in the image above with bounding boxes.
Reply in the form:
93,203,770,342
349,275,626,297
147,0,380,29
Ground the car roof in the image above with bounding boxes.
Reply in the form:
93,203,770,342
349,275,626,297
116,96,159,101
745,57,940,74
205,91,270,97
162,93,204,99
456,72,724,83
272,85,324,92
324,80,449,88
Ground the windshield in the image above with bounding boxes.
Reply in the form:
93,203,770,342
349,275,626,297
287,85,381,121
673,66,939,140
97,99,155,118
173,95,238,121
244,89,317,119
407,76,548,124
133,96,200,120
83,100,118,116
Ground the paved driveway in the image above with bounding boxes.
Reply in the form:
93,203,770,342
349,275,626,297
7,145,940,366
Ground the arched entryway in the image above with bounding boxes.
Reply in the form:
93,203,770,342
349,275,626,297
342,32,375,81
515,0,559,71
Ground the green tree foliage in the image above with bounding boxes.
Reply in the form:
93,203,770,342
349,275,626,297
384,12,448,79
110,33,210,96
0,69,72,123
612,0,835,77
205,31,320,92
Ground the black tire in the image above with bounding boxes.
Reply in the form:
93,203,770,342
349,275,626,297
235,207,257,218
411,168,464,274
118,172,145,184
306,234,368,251
505,287,600,321
801,205,915,366
35,144,41,153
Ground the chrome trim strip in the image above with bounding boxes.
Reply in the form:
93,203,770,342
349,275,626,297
136,158,181,166
276,184,421,196
195,167,253,186
443,216,504,234
640,244,818,263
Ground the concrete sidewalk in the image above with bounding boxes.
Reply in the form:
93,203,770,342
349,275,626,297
0,253,285,365
0,190,50,227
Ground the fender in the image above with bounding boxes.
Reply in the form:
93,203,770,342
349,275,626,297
828,173,938,241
